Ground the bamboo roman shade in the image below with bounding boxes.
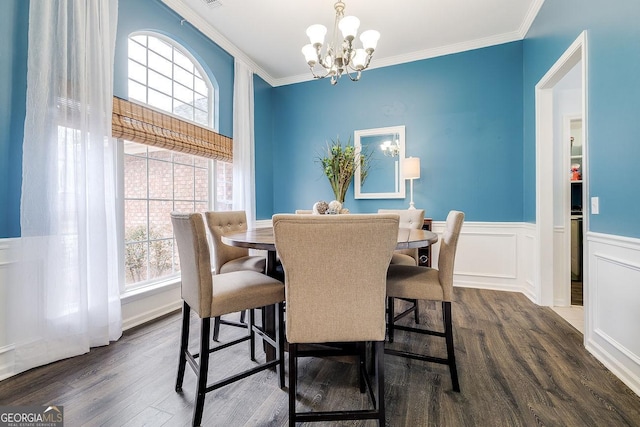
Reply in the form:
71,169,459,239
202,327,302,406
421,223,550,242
112,96,232,161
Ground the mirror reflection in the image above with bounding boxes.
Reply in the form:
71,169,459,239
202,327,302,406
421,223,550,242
354,125,406,199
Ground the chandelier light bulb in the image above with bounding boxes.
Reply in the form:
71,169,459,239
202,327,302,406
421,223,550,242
306,24,327,47
302,44,318,65
352,48,367,70
360,30,380,52
338,15,360,40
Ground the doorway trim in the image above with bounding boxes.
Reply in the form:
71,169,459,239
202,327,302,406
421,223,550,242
534,31,588,306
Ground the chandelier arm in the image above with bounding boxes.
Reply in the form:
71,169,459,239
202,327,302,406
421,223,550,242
344,69,362,82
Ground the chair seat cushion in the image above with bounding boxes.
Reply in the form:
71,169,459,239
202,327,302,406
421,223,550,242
386,265,446,301
219,255,266,274
390,252,418,266
211,270,284,317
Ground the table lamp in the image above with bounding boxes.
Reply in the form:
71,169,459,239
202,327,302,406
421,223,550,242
403,157,420,210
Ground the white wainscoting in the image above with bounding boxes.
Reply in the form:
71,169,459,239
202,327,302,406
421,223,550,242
0,239,17,380
585,232,640,396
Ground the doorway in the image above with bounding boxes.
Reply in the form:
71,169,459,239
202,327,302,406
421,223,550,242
534,32,587,334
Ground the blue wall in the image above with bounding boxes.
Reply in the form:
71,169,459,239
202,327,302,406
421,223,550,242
523,0,640,237
0,0,28,238
267,42,524,221
254,74,275,219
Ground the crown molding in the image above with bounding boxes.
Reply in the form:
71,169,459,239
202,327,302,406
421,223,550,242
519,0,546,37
160,0,277,87
161,0,545,88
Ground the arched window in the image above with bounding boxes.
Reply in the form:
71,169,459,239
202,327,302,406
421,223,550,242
123,32,232,289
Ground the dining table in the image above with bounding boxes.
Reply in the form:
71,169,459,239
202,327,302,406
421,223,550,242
221,225,438,361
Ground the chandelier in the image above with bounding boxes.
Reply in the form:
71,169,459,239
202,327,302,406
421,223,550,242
380,138,400,157
301,1,380,85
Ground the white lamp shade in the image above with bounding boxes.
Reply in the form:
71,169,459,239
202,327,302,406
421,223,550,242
352,48,367,69
338,15,360,39
302,44,317,64
360,30,380,51
306,24,327,46
403,157,421,179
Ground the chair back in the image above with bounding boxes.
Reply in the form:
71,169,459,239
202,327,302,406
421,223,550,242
204,211,251,273
438,210,465,300
377,209,424,229
171,212,213,317
294,209,313,214
378,209,425,262
273,214,399,344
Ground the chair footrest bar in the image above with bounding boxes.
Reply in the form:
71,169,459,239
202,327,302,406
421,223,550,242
204,359,280,393
384,348,448,365
218,319,248,329
295,409,381,422
391,324,445,337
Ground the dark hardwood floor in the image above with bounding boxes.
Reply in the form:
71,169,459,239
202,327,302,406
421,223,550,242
1,288,639,426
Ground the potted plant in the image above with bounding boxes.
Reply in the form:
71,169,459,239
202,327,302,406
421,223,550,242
317,137,371,204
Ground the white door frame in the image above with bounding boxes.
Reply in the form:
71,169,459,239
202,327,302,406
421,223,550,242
534,31,588,306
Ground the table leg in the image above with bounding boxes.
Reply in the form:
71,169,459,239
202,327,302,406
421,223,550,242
263,250,279,362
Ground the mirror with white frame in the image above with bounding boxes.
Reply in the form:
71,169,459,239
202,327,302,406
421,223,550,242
354,125,406,199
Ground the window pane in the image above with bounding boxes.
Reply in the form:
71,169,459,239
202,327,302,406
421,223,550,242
195,167,208,200
173,153,193,165
194,77,207,95
128,38,147,64
173,82,193,105
148,36,172,61
148,50,172,78
148,147,172,160
149,200,173,239
131,34,147,47
124,155,147,199
148,88,172,112
174,65,193,89
195,201,208,213
174,50,193,73
174,164,194,200
148,238,174,280
148,69,172,96
128,59,147,85
194,107,208,126
128,80,147,104
173,102,194,122
125,241,148,285
174,200,195,212
125,199,148,234
148,158,173,199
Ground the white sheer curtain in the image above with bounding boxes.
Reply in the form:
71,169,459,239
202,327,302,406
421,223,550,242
232,59,256,225
7,0,121,375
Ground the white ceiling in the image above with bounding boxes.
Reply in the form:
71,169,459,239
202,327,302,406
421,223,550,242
162,0,544,87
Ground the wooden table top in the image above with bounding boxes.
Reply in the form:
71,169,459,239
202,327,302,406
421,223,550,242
222,226,438,251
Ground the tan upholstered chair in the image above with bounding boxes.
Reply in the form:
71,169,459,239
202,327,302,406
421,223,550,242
378,209,425,265
204,211,266,341
378,208,425,324
273,213,399,426
171,212,285,427
386,210,464,392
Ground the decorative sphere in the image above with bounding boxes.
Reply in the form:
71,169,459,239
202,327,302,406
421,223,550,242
327,200,343,214
313,200,329,215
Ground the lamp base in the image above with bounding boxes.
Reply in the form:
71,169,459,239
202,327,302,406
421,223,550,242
408,203,416,210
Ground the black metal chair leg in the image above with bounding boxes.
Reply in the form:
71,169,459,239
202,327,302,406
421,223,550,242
413,299,420,324
193,318,211,427
276,302,285,389
387,297,395,343
289,343,298,427
176,301,190,392
212,316,221,342
375,341,386,426
358,343,366,393
249,309,256,361
443,301,460,392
